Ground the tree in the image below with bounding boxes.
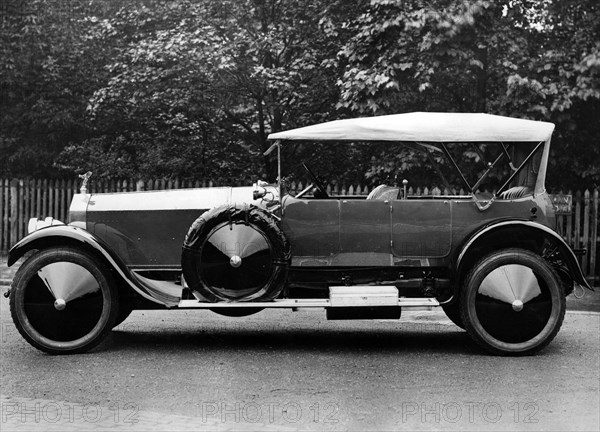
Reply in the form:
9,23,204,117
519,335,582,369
335,0,600,190
501,0,600,190
62,0,359,181
58,1,225,180
0,0,121,177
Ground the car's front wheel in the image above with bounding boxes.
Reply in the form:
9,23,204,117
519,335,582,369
10,247,118,354
460,248,566,356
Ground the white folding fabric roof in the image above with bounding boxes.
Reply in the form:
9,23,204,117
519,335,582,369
267,112,555,143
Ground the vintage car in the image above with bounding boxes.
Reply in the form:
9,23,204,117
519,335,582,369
6,112,591,355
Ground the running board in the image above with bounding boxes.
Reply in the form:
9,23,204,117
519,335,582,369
177,286,440,309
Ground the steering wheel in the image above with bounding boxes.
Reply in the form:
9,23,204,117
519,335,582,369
301,163,329,198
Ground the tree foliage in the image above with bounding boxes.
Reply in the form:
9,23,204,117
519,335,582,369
0,0,598,189
59,0,357,181
336,0,600,189
1,0,118,177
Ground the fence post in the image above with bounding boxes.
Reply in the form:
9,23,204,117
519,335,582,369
24,179,30,239
565,190,573,245
4,179,9,251
0,179,5,252
583,190,590,274
59,179,66,221
49,179,55,220
574,191,581,250
17,179,24,241
591,189,598,282
66,179,74,213
10,180,18,248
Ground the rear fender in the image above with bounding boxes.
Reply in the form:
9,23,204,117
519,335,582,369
8,225,173,306
456,220,592,292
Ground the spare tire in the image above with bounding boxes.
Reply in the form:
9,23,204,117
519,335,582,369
182,204,290,302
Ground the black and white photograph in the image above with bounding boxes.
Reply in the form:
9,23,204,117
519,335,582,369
1,0,599,430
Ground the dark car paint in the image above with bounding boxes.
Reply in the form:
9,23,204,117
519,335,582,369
87,210,201,267
281,193,553,269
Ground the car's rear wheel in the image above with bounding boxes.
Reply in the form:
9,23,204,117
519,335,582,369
460,248,565,355
441,303,464,329
9,247,118,354
182,204,290,303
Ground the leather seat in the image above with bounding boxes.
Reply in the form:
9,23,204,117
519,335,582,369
499,186,531,200
366,185,399,200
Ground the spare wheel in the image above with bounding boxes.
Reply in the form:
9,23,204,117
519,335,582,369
182,204,290,302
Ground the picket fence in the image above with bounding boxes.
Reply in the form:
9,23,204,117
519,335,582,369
1,178,598,282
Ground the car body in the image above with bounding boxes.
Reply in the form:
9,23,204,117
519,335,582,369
7,112,591,355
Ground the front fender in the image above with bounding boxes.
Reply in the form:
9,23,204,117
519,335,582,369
8,225,172,305
456,220,592,291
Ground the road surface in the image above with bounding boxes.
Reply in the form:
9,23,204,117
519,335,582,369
1,296,598,431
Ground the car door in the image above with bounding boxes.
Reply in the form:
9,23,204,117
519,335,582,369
281,196,341,266
391,199,452,259
281,196,392,266
338,199,392,266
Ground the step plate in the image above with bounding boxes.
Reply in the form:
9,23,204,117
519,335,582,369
329,285,399,307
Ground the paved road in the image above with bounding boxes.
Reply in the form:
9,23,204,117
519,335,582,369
1,293,598,431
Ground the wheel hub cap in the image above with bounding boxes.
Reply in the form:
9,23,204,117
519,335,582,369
511,299,524,312
229,255,242,268
53,298,66,310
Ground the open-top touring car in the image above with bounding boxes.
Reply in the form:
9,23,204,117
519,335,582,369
6,112,591,355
